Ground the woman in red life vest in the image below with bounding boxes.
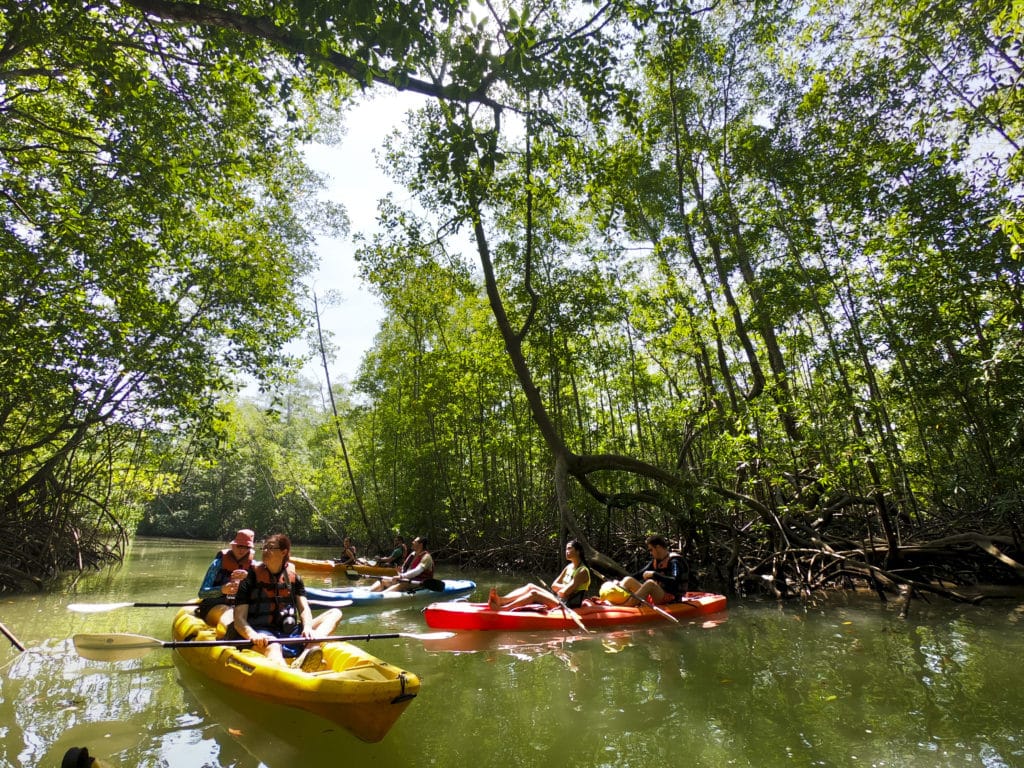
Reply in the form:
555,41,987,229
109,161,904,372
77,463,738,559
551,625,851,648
231,533,342,669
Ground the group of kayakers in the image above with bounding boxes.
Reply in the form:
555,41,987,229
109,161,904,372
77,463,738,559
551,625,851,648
196,527,684,670
332,534,410,568
196,528,434,671
488,534,689,612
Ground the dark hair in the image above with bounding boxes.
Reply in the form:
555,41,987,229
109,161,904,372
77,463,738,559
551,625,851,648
414,536,429,549
567,539,589,567
645,534,669,550
264,533,291,555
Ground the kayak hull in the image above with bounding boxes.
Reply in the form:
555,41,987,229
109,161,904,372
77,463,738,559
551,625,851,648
307,580,476,607
422,592,727,631
291,556,397,578
171,608,420,742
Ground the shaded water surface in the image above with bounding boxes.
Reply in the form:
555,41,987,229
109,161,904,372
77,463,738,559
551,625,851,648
1,539,1022,767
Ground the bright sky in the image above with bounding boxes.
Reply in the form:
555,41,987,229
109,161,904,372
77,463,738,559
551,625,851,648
299,90,429,386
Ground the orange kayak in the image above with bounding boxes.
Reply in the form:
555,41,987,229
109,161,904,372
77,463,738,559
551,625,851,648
291,556,398,578
422,592,727,631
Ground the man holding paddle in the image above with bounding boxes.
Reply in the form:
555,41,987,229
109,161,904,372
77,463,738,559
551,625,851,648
615,534,689,607
368,536,434,593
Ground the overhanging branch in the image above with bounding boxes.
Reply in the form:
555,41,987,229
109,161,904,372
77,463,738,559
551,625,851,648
123,0,504,108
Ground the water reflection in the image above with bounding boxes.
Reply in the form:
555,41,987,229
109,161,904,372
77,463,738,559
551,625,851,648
2,543,1024,767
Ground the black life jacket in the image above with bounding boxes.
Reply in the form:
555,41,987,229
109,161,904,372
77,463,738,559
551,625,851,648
247,562,299,632
653,552,688,599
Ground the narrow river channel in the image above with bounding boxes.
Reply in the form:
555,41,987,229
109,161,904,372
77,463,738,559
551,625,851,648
1,538,1022,767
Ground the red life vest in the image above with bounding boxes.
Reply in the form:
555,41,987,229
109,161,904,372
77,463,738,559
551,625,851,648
404,551,434,580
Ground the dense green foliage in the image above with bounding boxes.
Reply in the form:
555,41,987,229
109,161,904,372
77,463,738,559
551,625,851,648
0,2,344,589
3,0,1021,594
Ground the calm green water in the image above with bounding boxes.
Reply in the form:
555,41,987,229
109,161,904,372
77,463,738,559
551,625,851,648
1,538,1023,767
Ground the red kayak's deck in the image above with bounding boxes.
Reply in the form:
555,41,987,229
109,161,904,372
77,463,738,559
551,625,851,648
422,592,726,631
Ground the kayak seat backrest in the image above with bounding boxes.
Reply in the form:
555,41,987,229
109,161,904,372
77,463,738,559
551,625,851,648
323,645,377,672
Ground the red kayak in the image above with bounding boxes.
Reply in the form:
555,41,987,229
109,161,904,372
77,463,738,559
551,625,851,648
422,592,727,631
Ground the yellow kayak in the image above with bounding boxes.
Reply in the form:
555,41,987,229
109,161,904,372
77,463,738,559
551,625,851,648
171,608,420,742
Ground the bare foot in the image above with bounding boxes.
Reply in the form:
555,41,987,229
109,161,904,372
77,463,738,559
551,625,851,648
488,588,502,610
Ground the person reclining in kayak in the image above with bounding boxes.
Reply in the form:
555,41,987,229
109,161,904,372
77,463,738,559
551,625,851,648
615,534,688,605
230,533,343,671
195,528,255,629
334,536,359,566
369,536,434,592
488,540,591,611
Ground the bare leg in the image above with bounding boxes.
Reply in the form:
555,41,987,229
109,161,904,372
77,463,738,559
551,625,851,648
311,608,342,636
619,577,667,605
489,583,546,609
205,604,234,635
497,585,560,611
369,570,402,592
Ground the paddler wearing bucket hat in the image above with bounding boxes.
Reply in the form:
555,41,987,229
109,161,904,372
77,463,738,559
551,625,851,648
196,528,256,627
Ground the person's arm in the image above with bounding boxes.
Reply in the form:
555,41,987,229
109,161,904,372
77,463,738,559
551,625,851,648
402,552,433,580
558,566,590,598
552,564,575,596
653,557,688,593
296,595,315,638
635,559,654,581
232,577,268,649
198,556,224,599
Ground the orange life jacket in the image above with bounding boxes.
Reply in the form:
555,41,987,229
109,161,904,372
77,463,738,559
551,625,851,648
215,547,251,585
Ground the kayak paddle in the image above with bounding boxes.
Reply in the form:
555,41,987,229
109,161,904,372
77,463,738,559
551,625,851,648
590,568,681,624
1,620,26,652
69,599,353,613
556,599,591,633
73,629,456,662
68,601,207,613
407,578,446,592
610,582,680,624
307,598,354,608
538,578,591,633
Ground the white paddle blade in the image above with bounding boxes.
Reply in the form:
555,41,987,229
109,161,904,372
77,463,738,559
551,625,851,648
67,602,136,614
73,633,164,661
307,599,354,609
